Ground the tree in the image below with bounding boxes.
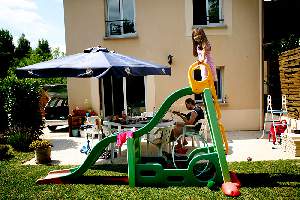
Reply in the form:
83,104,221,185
15,34,31,60
51,47,65,59
0,29,15,78
35,39,52,60
264,34,300,109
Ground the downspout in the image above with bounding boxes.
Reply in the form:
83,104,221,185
259,0,264,130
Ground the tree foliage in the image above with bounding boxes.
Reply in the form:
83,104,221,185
0,29,15,78
35,39,52,61
51,47,65,59
0,28,66,151
264,34,300,108
15,33,31,60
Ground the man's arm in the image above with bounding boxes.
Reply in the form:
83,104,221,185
173,111,197,125
185,111,197,125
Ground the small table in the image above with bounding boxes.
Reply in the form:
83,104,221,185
103,119,175,156
103,120,175,131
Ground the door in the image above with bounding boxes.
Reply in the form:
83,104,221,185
101,76,145,117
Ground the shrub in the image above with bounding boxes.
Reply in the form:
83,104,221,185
0,77,43,152
29,139,52,150
0,144,14,160
0,80,9,134
10,78,43,129
0,77,43,132
6,127,41,152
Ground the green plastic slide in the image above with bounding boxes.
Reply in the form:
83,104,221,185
134,87,193,138
37,87,193,184
38,86,230,185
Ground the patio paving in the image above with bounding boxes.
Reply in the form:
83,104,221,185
24,126,299,165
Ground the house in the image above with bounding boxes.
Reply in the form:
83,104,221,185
63,0,263,131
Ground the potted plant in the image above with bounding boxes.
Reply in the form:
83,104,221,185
29,139,52,164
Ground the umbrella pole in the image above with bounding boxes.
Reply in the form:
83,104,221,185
100,79,105,118
111,76,115,115
123,77,127,115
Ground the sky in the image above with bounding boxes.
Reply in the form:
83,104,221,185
0,0,66,52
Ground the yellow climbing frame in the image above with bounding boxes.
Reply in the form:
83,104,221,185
188,61,229,154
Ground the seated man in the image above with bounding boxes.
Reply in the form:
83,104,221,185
171,98,204,148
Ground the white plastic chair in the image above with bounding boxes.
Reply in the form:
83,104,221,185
183,118,209,147
261,94,288,141
147,125,174,156
101,122,121,160
85,116,102,141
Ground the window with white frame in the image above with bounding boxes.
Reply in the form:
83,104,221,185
101,76,145,117
193,0,224,26
194,66,224,102
105,0,136,37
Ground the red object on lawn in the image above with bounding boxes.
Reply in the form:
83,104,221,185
221,171,241,197
222,182,240,197
230,171,241,188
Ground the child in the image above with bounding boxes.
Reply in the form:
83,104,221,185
192,28,218,81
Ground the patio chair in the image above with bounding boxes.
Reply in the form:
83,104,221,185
262,94,288,142
101,122,124,160
147,125,174,156
85,116,103,140
183,118,209,147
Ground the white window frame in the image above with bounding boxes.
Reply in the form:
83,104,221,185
195,66,225,103
192,0,225,28
185,0,230,36
101,76,146,117
105,0,137,38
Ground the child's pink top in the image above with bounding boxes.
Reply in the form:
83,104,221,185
197,44,218,81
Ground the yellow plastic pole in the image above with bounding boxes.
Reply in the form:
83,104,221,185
188,61,229,154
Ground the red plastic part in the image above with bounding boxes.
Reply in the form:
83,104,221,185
36,169,71,184
221,171,241,197
221,182,240,197
230,171,241,188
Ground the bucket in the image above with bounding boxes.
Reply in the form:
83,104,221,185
72,129,80,137
35,147,51,164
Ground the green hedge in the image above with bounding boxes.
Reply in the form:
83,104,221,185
0,77,43,151
10,78,42,129
0,144,13,160
0,87,8,135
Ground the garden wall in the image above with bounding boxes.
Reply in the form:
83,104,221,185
279,47,300,119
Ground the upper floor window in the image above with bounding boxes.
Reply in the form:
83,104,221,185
194,66,224,103
105,0,136,37
193,0,224,26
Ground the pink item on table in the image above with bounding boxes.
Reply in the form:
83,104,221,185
116,130,134,147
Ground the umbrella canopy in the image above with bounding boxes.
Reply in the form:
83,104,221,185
16,47,171,78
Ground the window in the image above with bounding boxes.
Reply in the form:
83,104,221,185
193,0,223,26
102,76,124,116
101,76,145,117
105,0,136,37
126,76,145,116
194,66,224,102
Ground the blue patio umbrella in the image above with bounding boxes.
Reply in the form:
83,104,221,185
16,47,171,78
16,46,171,116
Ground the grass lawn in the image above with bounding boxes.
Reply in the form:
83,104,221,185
0,151,299,199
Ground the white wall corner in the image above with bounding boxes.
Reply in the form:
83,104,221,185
90,78,100,115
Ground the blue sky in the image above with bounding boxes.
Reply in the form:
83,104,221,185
0,0,65,52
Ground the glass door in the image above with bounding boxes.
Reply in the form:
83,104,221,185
100,76,145,118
